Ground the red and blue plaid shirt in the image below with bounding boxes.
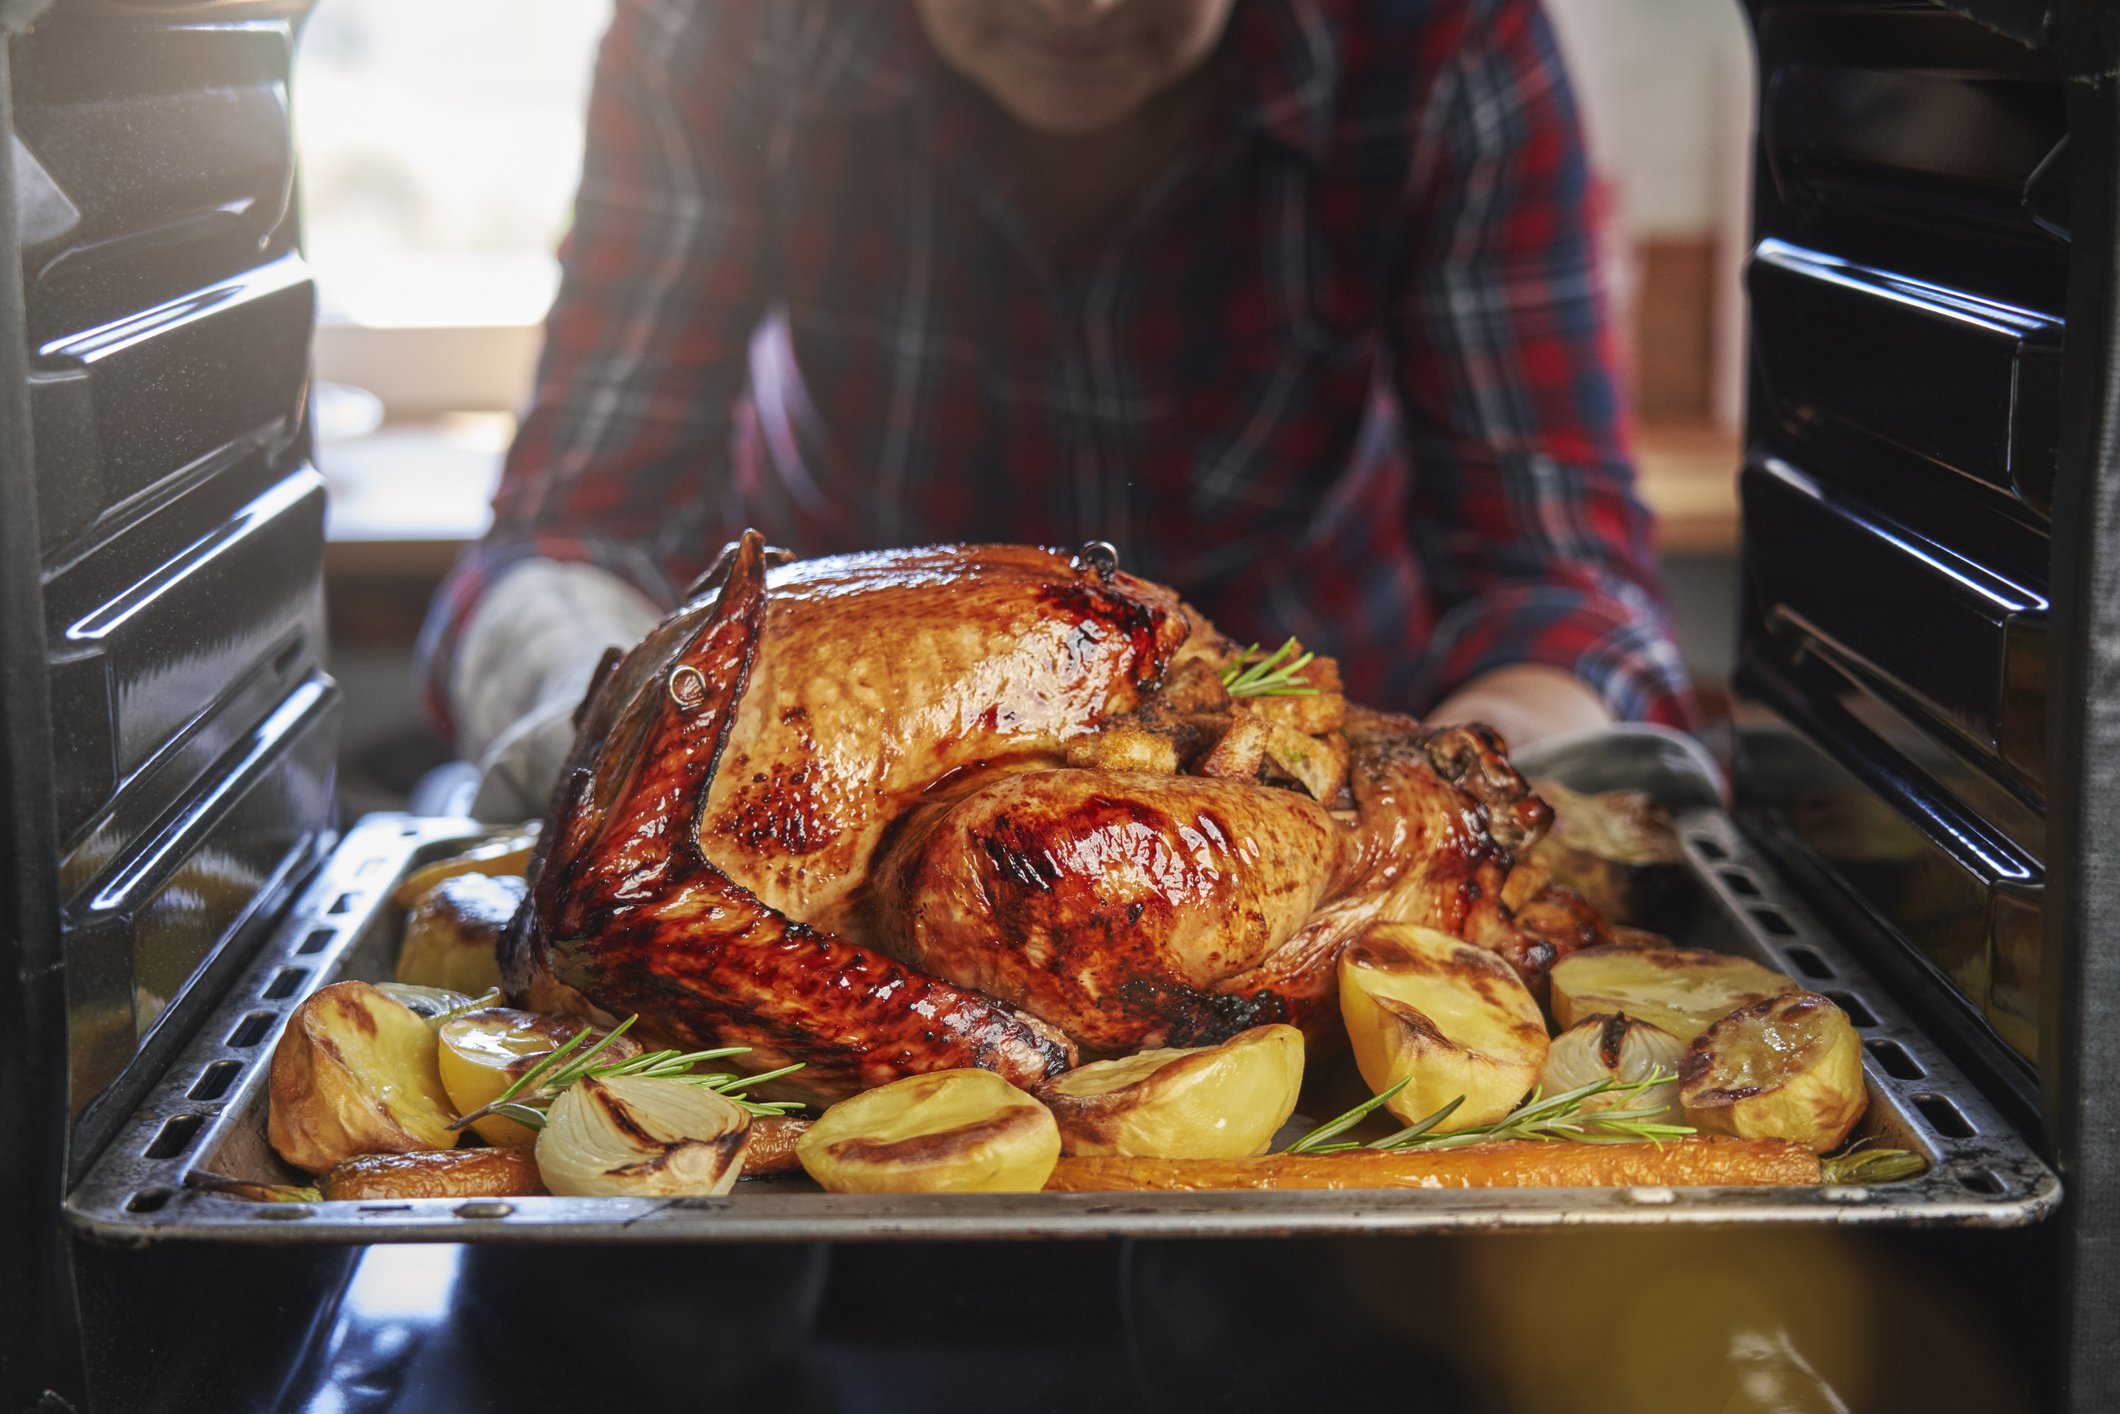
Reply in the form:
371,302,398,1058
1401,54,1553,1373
419,0,1690,736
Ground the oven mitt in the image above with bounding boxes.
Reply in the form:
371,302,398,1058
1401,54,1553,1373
454,558,660,823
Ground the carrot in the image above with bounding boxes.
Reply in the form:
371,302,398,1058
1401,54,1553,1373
1044,1137,1821,1191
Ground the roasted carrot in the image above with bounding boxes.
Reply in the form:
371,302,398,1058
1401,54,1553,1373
1044,1137,1821,1191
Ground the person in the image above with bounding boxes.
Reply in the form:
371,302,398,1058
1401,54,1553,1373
419,0,1691,821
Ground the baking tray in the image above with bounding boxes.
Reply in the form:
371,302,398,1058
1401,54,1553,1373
65,726,2059,1245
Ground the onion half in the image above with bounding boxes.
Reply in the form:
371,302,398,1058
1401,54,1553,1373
1540,1013,1686,1126
535,1074,752,1197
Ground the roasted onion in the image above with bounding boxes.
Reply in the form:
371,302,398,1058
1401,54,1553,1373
535,1075,751,1197
1541,1013,1687,1126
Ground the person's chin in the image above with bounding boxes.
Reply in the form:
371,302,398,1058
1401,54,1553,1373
992,72,1155,135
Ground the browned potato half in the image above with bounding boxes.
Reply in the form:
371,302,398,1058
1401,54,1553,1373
437,1008,644,1146
268,980,459,1173
1550,946,1797,1042
1528,781,1684,926
1260,723,1349,802
1065,727,1179,774
320,1147,547,1201
797,1069,1060,1193
1035,1024,1304,1158
1681,991,1868,1152
1247,655,1344,734
390,829,537,909
1198,708,1273,780
1339,923,1550,1130
396,873,524,994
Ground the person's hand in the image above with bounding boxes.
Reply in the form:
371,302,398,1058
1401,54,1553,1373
468,691,593,822
453,559,661,822
1425,663,1612,754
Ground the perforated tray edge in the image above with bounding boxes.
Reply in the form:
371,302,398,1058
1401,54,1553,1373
64,799,2061,1247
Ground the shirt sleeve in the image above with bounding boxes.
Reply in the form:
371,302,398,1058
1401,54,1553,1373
416,0,779,738
1392,0,1692,728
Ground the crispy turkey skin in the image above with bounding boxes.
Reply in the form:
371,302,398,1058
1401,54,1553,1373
504,532,1603,1098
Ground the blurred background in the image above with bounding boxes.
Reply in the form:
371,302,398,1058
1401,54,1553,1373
303,0,1757,813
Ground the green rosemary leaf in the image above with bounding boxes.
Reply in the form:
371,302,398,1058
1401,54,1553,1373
449,1017,805,1132
448,1022,596,1130
487,1102,551,1131
649,1047,755,1067
1352,1071,1696,1154
435,987,503,1028
186,1170,320,1204
717,1062,804,1093
544,1014,640,1088
1285,1076,1411,1154
1368,1095,1468,1150
1219,639,1321,698
1819,1147,1927,1184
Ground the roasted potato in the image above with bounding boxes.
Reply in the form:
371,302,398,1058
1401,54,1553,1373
537,1074,752,1197
797,1068,1061,1193
1528,780,1685,926
1338,923,1550,1130
396,872,524,994
1198,707,1273,780
1065,727,1180,774
1681,991,1868,1152
1246,654,1344,735
1035,1024,1304,1158
390,828,538,909
1550,945,1797,1042
320,1147,547,1201
437,1007,644,1146
268,980,460,1173
1261,723,1350,801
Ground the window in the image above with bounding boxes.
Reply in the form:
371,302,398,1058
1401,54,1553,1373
296,0,609,332
296,0,610,545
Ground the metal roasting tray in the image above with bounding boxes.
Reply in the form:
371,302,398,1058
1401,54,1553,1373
65,726,2060,1245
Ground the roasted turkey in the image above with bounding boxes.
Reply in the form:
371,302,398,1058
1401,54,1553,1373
502,532,1609,1100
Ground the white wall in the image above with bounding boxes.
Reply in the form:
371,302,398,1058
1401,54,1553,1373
1544,0,1755,425
1543,0,1754,238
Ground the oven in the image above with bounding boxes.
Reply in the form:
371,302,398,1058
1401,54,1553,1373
4,0,2117,1408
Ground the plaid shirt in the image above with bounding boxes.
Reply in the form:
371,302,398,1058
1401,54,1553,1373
419,0,1690,736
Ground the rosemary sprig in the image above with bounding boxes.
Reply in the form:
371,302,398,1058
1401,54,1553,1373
1283,1077,1412,1154
437,987,502,1026
448,1016,806,1135
1374,1072,1695,1150
1820,1145,1927,1185
1220,638,1319,698
1289,1071,1695,1156
186,1170,320,1204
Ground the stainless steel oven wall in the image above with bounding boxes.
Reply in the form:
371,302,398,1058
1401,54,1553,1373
11,3,340,1171
1731,0,2065,1137
2,2,331,1409
1734,0,2120,1405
